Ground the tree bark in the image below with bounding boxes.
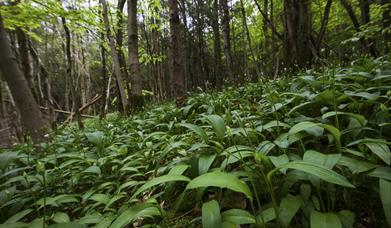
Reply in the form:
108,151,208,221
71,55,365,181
339,0,378,57
316,0,333,54
212,0,223,89
0,14,46,143
221,0,234,83
61,16,84,129
100,0,129,114
168,0,186,105
128,0,144,111
283,0,313,68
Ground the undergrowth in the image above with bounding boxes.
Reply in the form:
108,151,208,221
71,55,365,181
1,58,391,228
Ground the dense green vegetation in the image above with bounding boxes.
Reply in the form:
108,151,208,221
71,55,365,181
1,59,391,227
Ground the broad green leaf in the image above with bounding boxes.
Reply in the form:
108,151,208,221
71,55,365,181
205,115,226,141
311,211,342,228
303,150,341,169
0,152,19,170
257,207,276,224
82,166,101,175
89,194,110,205
4,209,33,223
337,156,377,174
270,154,289,174
110,204,161,228
85,131,105,145
380,179,391,226
52,212,70,223
367,167,391,181
179,123,209,143
186,171,253,200
256,141,275,155
222,209,255,225
289,122,323,137
132,175,190,199
279,195,300,227
202,200,221,228
270,161,355,188
199,154,216,175
322,111,366,127
337,210,355,228
364,142,391,165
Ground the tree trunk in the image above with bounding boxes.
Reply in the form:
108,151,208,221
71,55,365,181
221,0,234,82
128,0,144,111
168,0,186,105
283,0,313,68
61,17,84,129
316,0,333,55
100,0,128,114
339,0,378,57
212,0,223,89
0,14,46,143
239,0,260,78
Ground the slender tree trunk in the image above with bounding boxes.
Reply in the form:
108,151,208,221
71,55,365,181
339,0,378,57
0,14,46,143
221,0,234,83
100,0,128,114
316,0,333,54
61,17,84,129
168,0,186,105
128,0,144,110
212,0,223,89
239,0,260,78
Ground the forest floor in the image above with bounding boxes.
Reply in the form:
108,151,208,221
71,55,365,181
0,58,391,227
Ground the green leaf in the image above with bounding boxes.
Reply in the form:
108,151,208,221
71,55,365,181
364,142,391,165
311,211,342,228
85,131,105,145
270,161,355,188
257,207,276,224
303,150,341,169
380,179,391,227
202,200,221,228
222,209,255,225
0,152,19,170
270,154,289,174
256,141,276,155
337,210,355,228
132,174,190,199
179,123,209,143
367,167,391,181
205,115,226,141
52,212,70,223
337,156,377,174
279,195,300,227
322,111,366,127
199,154,216,175
110,204,161,228
82,166,101,175
186,171,253,200
4,209,33,223
289,122,323,137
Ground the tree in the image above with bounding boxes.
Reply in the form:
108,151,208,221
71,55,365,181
283,0,313,68
100,0,129,114
128,0,144,110
168,0,186,105
221,0,234,82
0,13,46,143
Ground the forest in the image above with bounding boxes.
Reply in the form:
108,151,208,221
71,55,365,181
0,0,391,227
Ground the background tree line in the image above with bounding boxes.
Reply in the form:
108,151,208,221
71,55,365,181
0,0,390,143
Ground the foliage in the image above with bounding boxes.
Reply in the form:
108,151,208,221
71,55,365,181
1,58,391,227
